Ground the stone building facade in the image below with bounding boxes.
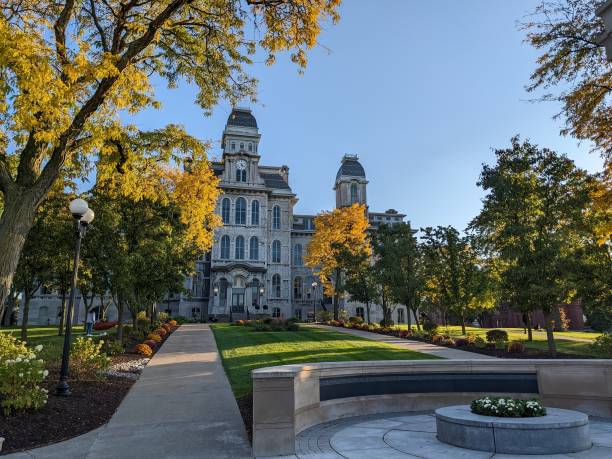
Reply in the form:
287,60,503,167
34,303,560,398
19,108,413,325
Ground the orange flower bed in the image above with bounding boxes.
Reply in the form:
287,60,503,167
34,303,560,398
136,343,153,357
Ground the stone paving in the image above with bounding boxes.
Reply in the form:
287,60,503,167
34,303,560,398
283,411,612,459
308,324,497,359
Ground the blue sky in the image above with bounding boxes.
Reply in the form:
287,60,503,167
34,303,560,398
125,1,604,231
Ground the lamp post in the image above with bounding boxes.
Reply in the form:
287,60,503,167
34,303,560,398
259,286,264,315
56,199,94,396
311,281,318,322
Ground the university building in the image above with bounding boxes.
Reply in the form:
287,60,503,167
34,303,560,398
19,108,412,325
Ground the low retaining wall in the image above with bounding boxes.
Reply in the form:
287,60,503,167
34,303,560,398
251,359,612,457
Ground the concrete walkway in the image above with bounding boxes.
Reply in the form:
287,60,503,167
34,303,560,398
308,325,497,359
5,324,251,459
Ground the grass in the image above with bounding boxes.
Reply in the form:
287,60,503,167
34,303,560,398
396,324,602,357
211,323,439,397
0,325,113,363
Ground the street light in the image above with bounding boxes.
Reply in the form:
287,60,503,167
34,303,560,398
258,286,264,314
311,281,318,322
56,198,94,396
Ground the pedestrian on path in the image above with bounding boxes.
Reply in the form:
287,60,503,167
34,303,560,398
85,308,96,336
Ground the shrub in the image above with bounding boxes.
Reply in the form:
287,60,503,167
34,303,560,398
174,316,189,325
471,397,546,417
93,320,118,331
329,320,340,327
441,337,455,346
507,341,525,354
590,333,612,357
102,339,125,356
70,337,110,380
474,336,487,349
143,340,158,351
0,334,48,415
154,328,167,338
233,320,245,326
317,311,333,322
379,319,394,327
168,320,178,327
465,332,478,344
399,330,410,339
136,343,153,358
147,333,162,344
338,309,349,322
494,340,507,350
157,312,170,322
349,316,364,325
486,329,509,343
432,334,444,344
162,323,172,332
454,338,470,347
422,320,439,337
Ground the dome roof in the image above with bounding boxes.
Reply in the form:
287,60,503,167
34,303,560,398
336,155,365,181
227,108,257,129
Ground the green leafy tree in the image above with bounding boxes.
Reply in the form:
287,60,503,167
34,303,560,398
470,137,592,355
340,248,377,325
370,225,403,326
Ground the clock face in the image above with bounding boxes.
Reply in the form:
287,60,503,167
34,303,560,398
236,160,247,170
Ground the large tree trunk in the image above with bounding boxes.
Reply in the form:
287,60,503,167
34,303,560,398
543,310,557,357
366,300,371,324
526,312,533,342
333,268,340,320
460,309,466,335
20,289,31,342
0,190,39,312
412,308,421,331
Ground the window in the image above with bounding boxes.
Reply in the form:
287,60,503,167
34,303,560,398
235,236,245,259
272,205,281,229
293,244,303,266
293,277,303,299
251,200,259,225
240,142,244,150
220,235,230,259
221,198,230,224
272,274,281,298
272,240,281,263
249,236,259,260
248,142,253,152
231,141,236,151
397,308,405,324
272,307,281,318
235,168,246,182
351,183,358,203
356,306,365,319
235,197,246,224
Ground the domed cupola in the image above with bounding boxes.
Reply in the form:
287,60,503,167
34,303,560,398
222,107,261,155
334,154,368,208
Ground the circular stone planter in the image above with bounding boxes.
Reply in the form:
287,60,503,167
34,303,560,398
435,405,591,455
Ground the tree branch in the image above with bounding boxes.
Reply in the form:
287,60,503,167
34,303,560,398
53,0,76,82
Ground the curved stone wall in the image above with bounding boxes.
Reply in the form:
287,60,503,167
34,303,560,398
251,359,612,457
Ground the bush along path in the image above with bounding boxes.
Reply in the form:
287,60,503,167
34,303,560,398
0,317,180,455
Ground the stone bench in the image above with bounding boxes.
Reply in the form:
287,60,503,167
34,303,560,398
251,359,612,457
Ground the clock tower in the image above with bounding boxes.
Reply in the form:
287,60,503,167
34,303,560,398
222,107,261,184
334,154,368,208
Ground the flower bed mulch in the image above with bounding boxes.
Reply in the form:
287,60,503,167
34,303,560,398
236,393,253,443
0,363,135,455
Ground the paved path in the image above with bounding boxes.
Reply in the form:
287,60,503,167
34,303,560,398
308,325,497,359
5,324,251,459
289,411,612,459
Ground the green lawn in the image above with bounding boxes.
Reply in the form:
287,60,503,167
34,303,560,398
0,325,112,363
397,324,602,357
211,323,439,397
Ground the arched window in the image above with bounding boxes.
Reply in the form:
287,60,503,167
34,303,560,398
356,306,365,319
249,236,259,260
251,200,259,225
221,198,230,224
235,168,246,182
293,244,302,266
293,277,303,299
235,197,246,224
235,236,245,259
350,183,358,204
240,142,245,150
248,142,253,152
272,240,281,263
220,235,230,259
272,307,281,318
397,308,405,324
230,141,236,151
272,274,281,298
272,205,281,229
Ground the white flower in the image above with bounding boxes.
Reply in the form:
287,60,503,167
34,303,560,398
35,344,43,352
43,370,49,377
15,357,22,363
18,373,23,377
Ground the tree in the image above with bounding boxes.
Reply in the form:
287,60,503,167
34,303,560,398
340,248,377,324
370,225,401,327
0,0,341,310
385,222,426,330
522,0,611,158
420,226,495,335
305,204,371,320
470,137,592,355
